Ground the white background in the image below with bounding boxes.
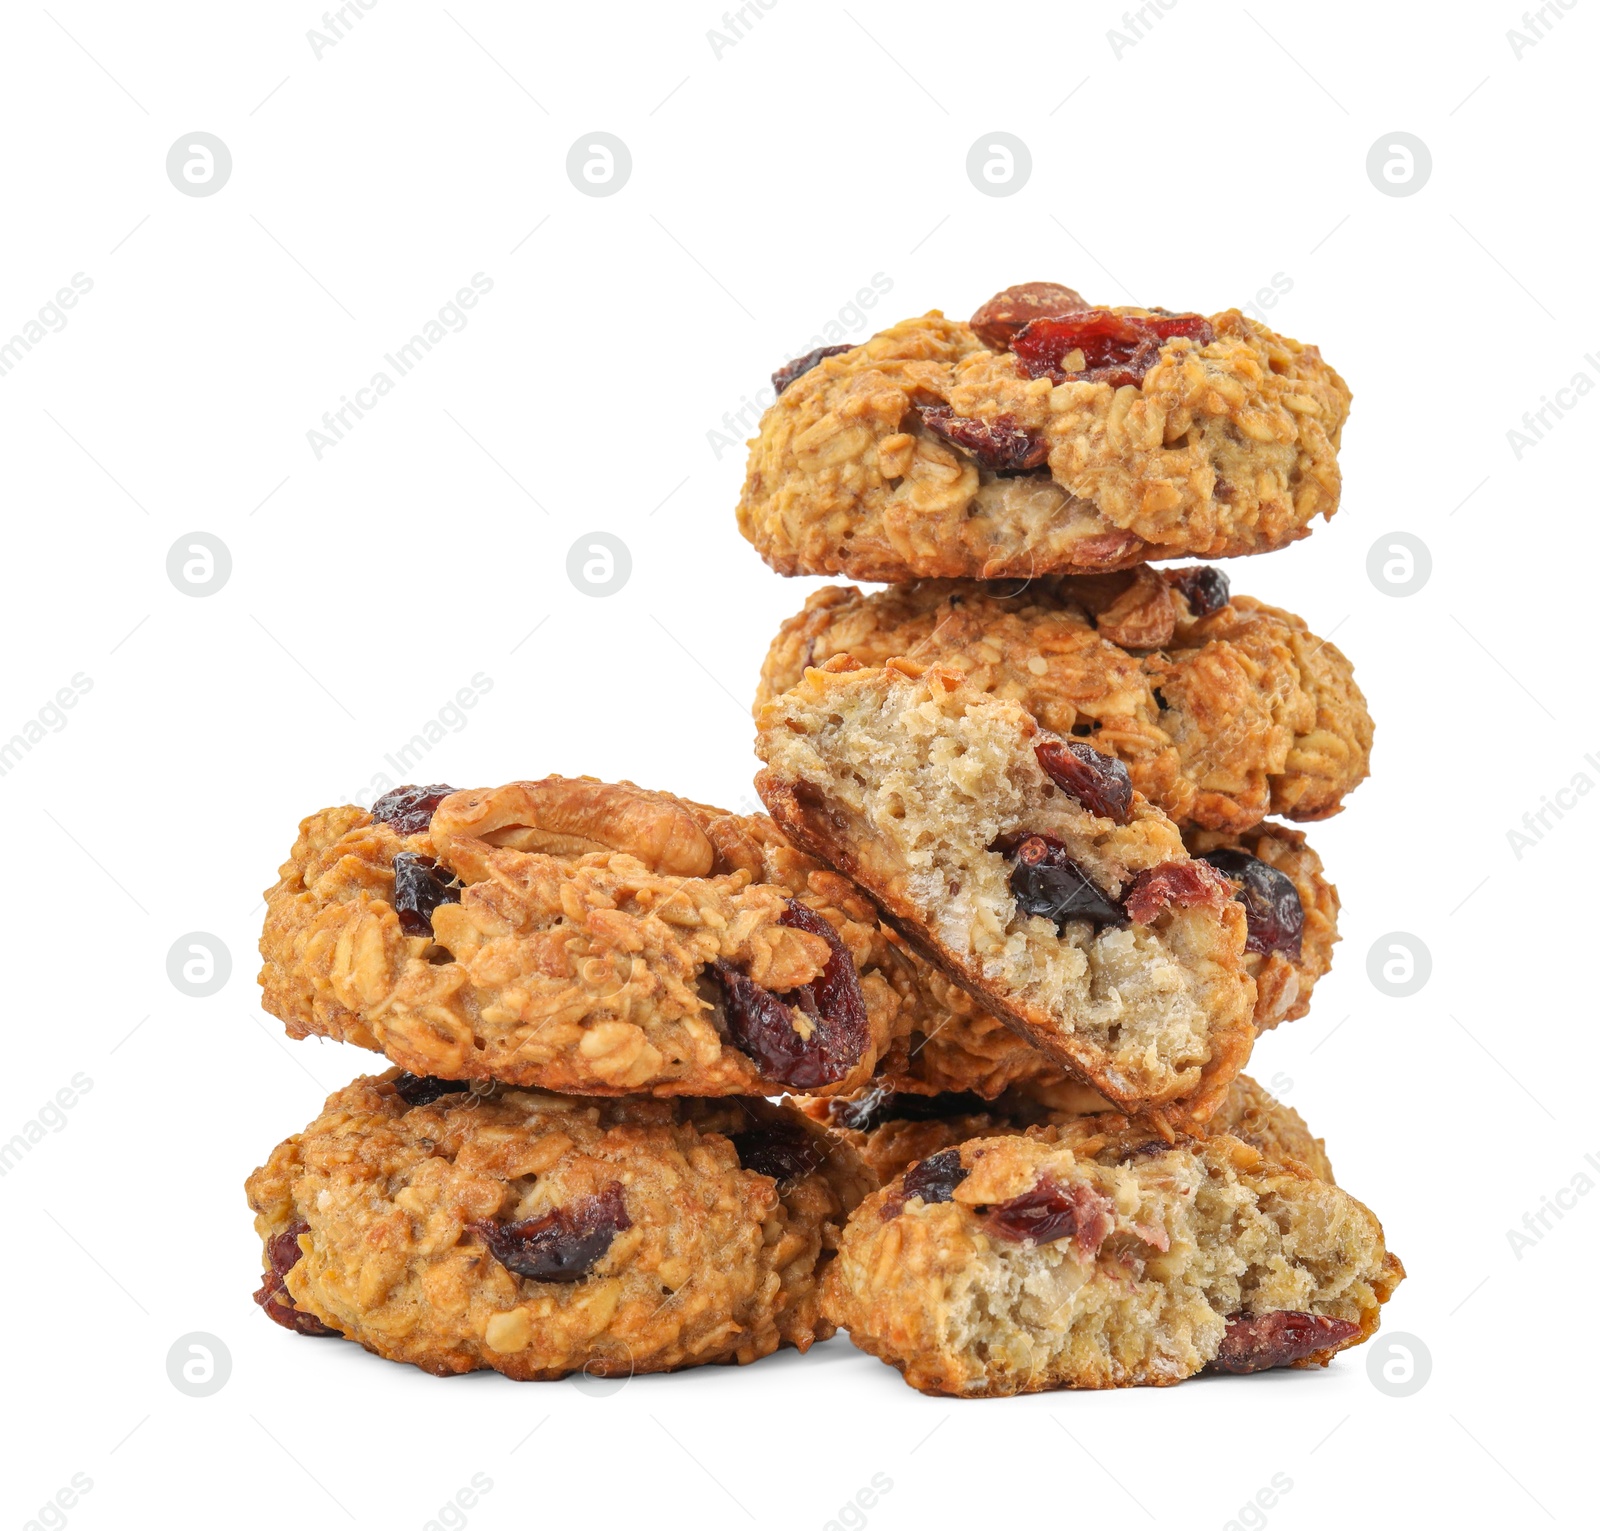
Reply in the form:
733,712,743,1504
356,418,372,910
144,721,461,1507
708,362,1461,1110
1,2,1593,1527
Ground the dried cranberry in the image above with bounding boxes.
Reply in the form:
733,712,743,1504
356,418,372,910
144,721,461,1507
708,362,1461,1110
1010,310,1215,388
391,852,462,937
1122,859,1234,925
730,1121,826,1185
1035,737,1134,824
1208,1310,1360,1374
829,1088,991,1134
370,783,457,836
980,1175,1116,1257
772,344,853,394
392,1072,471,1107
1200,850,1304,960
915,403,1048,473
253,1220,338,1337
970,282,1090,349
472,1182,631,1283
1008,835,1128,931
714,899,870,1089
1165,565,1230,617
902,1149,969,1204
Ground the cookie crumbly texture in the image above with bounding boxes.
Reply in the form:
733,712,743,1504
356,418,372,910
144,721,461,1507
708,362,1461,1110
757,572,1372,831
246,1071,872,1380
1186,821,1338,1030
822,1122,1399,1395
872,819,1338,1102
736,304,1350,582
811,1072,1334,1187
259,776,914,1097
754,659,1256,1127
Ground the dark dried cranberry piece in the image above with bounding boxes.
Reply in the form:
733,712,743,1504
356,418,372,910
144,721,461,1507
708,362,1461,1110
970,282,1090,349
370,784,457,836
472,1183,631,1283
731,1121,826,1185
1200,850,1304,960
714,899,870,1089
264,1223,308,1282
392,1072,471,1107
980,1175,1116,1257
1123,859,1234,924
915,403,1049,473
253,1220,338,1337
1035,737,1134,824
392,851,461,937
1011,310,1215,388
902,1149,969,1204
1008,834,1128,931
1208,1310,1360,1374
829,1087,991,1134
772,344,853,394
1165,565,1230,617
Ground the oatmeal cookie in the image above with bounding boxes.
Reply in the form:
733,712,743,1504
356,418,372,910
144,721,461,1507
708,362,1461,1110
258,777,920,1097
822,1121,1400,1395
246,1070,871,1379
808,1072,1333,1186
756,570,1371,830
872,819,1339,1101
737,283,1350,582
754,659,1257,1127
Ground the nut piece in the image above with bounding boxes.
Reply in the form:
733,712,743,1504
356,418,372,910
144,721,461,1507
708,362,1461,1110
970,282,1090,349
1090,566,1177,649
431,777,716,877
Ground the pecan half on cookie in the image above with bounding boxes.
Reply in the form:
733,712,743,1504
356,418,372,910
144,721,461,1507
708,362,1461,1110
258,776,914,1096
737,282,1350,582
754,659,1257,1129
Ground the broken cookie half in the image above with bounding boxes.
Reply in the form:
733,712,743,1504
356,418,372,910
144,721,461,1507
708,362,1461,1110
754,658,1257,1127
821,1119,1401,1396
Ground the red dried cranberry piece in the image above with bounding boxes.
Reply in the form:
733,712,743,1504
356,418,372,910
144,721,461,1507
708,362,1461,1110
472,1183,631,1283
1199,850,1304,960
253,1220,338,1337
370,784,457,836
1011,310,1214,388
714,899,870,1089
1208,1310,1360,1374
1008,834,1128,931
1035,737,1134,824
1122,859,1234,925
915,403,1049,473
970,282,1091,349
392,1072,471,1107
830,1088,991,1133
730,1121,826,1185
1165,565,1230,617
772,344,853,394
981,1174,1116,1257
392,852,461,937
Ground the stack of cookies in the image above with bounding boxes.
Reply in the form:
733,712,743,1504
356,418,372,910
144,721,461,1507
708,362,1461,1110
246,281,1403,1396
